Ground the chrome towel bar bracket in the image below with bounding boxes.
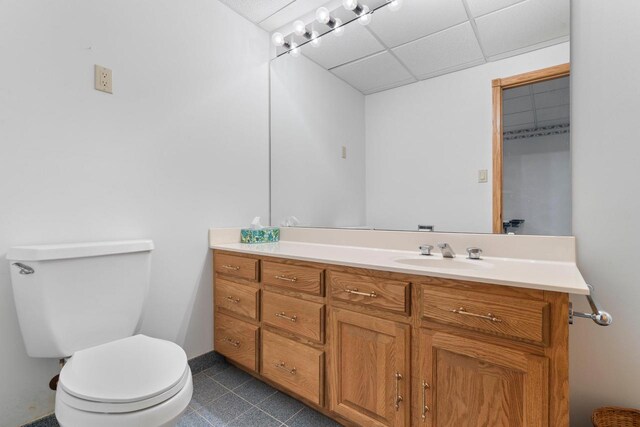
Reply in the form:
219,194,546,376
569,284,613,326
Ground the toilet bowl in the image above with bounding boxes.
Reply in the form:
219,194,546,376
54,335,192,427
8,240,193,426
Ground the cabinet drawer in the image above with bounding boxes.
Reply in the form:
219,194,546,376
262,261,323,296
214,312,258,371
214,253,259,282
262,291,324,342
422,285,549,344
329,271,410,315
215,279,259,320
261,330,323,405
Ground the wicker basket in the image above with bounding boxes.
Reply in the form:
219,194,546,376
593,407,640,427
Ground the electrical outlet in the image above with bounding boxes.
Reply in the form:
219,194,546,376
478,169,488,183
341,146,347,159
94,65,112,94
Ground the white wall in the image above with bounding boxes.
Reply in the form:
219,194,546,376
365,43,570,232
271,53,366,228
0,1,269,425
570,1,640,425
503,132,572,236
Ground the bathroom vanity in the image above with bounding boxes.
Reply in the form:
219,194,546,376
210,229,589,427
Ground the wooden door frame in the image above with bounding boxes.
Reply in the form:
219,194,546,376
492,63,571,233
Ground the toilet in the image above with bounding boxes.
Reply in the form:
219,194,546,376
8,240,192,427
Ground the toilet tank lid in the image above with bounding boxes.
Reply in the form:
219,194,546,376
7,240,154,261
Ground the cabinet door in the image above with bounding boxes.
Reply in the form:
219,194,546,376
329,308,410,427
414,329,549,427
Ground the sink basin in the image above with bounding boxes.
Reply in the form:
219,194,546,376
395,256,492,270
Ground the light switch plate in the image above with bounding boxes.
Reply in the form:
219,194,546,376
94,65,112,94
478,169,488,183
341,146,347,159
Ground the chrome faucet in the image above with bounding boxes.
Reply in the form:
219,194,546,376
438,243,456,258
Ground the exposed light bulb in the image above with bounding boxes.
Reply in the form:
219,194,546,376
290,42,300,57
359,5,371,25
334,18,344,36
310,31,321,47
343,0,358,11
271,32,285,47
387,0,403,11
293,20,307,36
316,7,330,24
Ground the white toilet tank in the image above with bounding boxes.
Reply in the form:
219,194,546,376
7,240,154,358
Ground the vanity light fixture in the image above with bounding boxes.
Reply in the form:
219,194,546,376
342,0,372,26
386,0,403,11
293,20,322,47
271,32,285,47
289,42,301,57
271,33,302,55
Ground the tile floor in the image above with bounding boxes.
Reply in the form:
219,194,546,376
179,358,341,427
24,356,341,427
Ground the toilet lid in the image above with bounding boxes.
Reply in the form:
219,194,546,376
59,335,188,404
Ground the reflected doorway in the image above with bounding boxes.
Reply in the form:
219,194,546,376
492,64,571,235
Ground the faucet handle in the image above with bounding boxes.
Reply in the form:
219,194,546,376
466,247,483,260
419,245,434,256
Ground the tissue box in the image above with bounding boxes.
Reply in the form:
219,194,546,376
240,227,280,244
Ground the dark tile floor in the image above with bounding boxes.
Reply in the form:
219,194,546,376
179,359,341,427
24,356,340,427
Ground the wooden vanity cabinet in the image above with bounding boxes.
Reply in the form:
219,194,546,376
328,308,411,427
213,250,569,427
414,328,549,427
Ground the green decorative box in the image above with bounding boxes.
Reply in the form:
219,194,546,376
240,227,280,244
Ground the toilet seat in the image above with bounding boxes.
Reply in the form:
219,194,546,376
58,335,189,414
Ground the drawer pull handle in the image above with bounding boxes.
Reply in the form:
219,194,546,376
225,296,240,304
274,361,297,375
394,372,403,410
222,337,240,348
344,288,377,298
275,312,297,322
421,381,430,419
451,307,502,323
275,275,298,282
222,264,240,271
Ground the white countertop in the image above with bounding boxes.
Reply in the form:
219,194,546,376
210,241,589,295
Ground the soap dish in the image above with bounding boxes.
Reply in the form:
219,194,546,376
241,227,280,244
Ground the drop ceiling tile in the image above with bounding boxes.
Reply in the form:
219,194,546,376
331,51,415,93
465,0,526,18
367,0,468,48
259,0,331,31
301,22,385,69
218,0,295,23
504,95,533,114
534,88,569,109
536,105,570,122
503,85,530,99
392,22,484,79
532,76,570,93
474,0,570,58
504,110,534,127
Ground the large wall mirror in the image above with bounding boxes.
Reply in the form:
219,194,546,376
270,0,570,235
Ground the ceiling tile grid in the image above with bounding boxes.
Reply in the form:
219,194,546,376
473,0,570,59
392,22,485,79
367,0,468,48
330,51,416,94
217,0,296,24
301,22,386,70
219,0,570,95
503,76,569,131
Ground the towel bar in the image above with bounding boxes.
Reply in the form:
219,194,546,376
569,284,613,326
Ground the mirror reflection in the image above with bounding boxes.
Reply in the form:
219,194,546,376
270,0,570,235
